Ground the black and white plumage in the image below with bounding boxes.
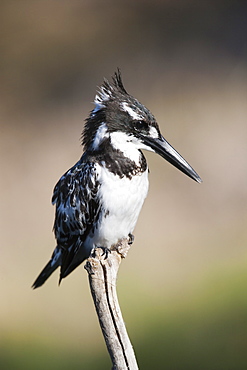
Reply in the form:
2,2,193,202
32,70,201,289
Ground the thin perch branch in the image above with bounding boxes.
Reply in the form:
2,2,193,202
85,238,139,370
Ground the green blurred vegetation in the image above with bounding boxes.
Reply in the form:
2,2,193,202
2,263,247,369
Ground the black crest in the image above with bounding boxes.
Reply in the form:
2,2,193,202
110,69,128,94
82,70,129,150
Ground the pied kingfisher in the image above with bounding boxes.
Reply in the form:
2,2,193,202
32,70,201,289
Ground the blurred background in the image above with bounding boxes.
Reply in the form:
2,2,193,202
1,1,247,369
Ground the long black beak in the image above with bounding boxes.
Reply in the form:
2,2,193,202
142,135,202,183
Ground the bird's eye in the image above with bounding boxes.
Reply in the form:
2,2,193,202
134,120,147,131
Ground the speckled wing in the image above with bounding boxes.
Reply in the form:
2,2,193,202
32,157,101,288
52,158,101,280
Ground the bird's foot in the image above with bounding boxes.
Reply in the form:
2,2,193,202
113,236,133,258
91,246,111,260
128,233,134,245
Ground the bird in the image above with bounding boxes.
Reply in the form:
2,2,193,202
32,70,201,289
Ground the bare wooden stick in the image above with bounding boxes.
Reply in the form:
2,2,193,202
85,238,139,370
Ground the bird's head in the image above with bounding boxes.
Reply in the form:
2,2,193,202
82,70,202,183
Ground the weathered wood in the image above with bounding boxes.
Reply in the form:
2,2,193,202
85,238,139,370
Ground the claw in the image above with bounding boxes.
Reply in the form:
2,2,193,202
101,246,111,259
128,233,134,245
91,246,111,260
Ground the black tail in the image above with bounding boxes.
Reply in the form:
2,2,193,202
55,237,90,285
32,255,61,289
32,242,89,288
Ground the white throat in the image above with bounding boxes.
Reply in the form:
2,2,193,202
110,131,142,164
